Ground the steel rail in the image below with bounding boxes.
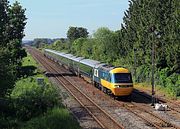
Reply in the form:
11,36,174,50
29,48,124,129
31,50,106,128
28,47,179,129
36,51,124,129
116,100,180,129
131,102,179,129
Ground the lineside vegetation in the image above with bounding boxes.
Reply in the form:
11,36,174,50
0,54,81,129
1,1,80,128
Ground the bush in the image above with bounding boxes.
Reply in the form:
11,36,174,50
10,77,59,120
156,68,169,86
165,73,180,97
135,65,151,83
155,68,180,97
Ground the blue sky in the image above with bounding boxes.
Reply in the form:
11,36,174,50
9,0,129,40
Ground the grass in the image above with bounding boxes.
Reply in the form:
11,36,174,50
22,53,38,67
22,107,80,129
20,53,49,82
134,83,179,100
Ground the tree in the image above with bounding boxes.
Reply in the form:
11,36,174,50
7,1,26,41
0,0,8,45
52,40,66,51
7,1,27,67
33,38,54,48
0,0,27,97
93,27,119,62
67,26,89,42
0,47,16,96
71,38,87,55
120,0,180,96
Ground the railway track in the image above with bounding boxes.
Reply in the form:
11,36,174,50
117,101,180,129
131,90,180,129
134,89,180,108
133,89,180,114
28,47,124,129
27,47,180,129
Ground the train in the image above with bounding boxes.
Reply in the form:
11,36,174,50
44,49,133,98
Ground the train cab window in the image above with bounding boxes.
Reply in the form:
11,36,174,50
102,72,105,78
107,74,111,82
102,72,105,79
103,72,110,81
113,73,132,83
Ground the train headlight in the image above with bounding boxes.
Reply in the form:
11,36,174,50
114,85,133,88
114,85,120,88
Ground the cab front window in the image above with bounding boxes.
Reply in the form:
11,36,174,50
112,73,132,83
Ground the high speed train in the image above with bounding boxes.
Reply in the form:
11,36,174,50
44,49,133,97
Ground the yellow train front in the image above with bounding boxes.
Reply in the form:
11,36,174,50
94,65,133,97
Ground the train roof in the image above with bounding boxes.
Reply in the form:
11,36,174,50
45,49,66,56
62,53,74,59
45,49,56,54
45,49,84,62
71,57,84,62
46,49,77,60
80,59,100,67
45,49,103,68
95,63,106,68
99,64,115,72
68,55,78,60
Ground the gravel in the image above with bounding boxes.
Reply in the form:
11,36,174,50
37,53,180,129
49,77,101,129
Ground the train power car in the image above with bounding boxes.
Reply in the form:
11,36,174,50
44,49,133,97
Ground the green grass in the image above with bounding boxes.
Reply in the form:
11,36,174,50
22,107,81,129
22,53,38,67
134,83,180,100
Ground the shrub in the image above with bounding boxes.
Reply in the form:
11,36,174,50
165,73,180,97
10,77,59,120
136,65,151,83
156,68,169,86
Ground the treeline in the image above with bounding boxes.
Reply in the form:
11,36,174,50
32,38,65,48
45,0,180,97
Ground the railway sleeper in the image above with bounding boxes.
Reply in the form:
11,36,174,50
155,122,172,128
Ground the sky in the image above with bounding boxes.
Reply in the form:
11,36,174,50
9,0,129,40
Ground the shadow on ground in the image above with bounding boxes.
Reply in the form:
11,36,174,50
45,72,75,78
18,65,37,77
117,89,153,104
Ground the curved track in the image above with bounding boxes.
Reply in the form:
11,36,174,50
27,47,180,129
28,47,124,129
